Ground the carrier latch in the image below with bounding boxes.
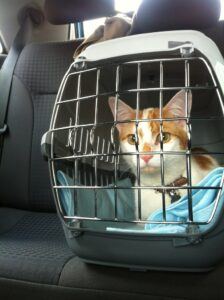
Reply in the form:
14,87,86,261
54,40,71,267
41,131,52,160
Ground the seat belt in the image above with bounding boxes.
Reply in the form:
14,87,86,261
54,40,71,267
0,16,34,163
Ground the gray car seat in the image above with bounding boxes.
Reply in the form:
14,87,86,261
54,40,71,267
0,40,78,284
0,0,224,299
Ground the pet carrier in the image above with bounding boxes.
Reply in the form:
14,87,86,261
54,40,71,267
42,30,224,271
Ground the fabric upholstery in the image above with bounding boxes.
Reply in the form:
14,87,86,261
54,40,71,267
0,208,73,285
0,40,82,211
131,0,221,34
0,278,172,300
204,20,224,56
59,256,224,300
45,0,115,25
0,40,81,288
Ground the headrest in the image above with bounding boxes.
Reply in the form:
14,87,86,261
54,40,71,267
131,0,221,35
45,0,115,25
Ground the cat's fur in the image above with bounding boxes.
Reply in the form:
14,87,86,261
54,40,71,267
109,90,218,219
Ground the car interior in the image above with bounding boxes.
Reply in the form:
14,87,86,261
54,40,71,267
1,0,224,299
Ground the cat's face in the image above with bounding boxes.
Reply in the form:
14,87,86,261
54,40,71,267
108,90,192,176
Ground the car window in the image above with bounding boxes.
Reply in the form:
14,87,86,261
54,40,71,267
83,17,105,37
83,0,141,37
221,0,224,20
115,0,142,13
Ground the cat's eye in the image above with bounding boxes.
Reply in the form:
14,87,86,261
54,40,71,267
127,134,136,145
156,132,171,144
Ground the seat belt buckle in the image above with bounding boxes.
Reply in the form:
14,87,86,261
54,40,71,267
0,124,7,136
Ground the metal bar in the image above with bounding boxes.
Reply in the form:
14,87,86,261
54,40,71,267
62,215,211,226
113,65,121,220
51,150,224,162
72,128,78,152
49,115,223,133
84,130,89,154
73,72,82,216
57,85,217,105
136,63,142,220
93,69,101,217
185,60,193,222
78,127,84,153
100,138,106,160
123,56,207,65
94,69,100,125
118,86,216,94
75,74,81,125
65,118,74,148
54,185,221,190
159,61,166,221
68,67,98,77
106,141,111,163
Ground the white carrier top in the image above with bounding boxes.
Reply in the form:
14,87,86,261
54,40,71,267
75,30,224,94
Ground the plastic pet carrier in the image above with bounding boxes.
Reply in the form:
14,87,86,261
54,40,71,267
42,30,224,272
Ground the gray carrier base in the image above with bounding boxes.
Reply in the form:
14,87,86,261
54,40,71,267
64,218,224,272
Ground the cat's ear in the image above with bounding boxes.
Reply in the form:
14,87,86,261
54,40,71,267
165,90,192,120
108,97,134,132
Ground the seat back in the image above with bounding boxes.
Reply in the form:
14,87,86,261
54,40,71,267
0,40,81,211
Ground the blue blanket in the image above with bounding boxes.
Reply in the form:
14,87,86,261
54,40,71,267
57,168,224,234
57,170,135,220
145,167,224,233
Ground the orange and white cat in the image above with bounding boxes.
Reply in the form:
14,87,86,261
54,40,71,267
109,90,218,219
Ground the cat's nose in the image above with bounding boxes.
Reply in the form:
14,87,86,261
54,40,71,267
141,155,153,163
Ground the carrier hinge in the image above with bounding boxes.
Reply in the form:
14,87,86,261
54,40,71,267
68,220,82,237
173,225,203,247
74,56,87,71
180,45,194,58
168,41,194,57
